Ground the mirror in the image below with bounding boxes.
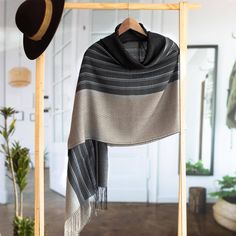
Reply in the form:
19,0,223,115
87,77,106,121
186,45,218,176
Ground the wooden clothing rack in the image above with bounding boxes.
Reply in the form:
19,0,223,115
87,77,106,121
34,2,200,236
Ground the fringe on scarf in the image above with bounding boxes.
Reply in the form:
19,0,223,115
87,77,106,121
64,187,107,236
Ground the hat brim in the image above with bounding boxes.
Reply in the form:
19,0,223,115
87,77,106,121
23,0,65,60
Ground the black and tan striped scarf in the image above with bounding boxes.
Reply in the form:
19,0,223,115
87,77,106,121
64,24,180,235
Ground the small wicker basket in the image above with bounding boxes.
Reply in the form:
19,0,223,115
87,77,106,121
213,198,236,232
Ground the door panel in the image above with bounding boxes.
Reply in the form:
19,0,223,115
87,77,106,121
108,145,149,202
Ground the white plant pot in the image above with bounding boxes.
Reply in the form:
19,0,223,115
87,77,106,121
213,198,236,232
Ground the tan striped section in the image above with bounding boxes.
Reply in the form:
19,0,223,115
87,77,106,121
68,80,179,149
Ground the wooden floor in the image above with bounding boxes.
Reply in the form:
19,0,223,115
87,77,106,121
0,169,235,236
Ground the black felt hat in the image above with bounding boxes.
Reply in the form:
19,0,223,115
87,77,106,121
15,0,65,60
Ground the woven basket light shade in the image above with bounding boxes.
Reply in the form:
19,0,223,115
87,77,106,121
8,67,31,87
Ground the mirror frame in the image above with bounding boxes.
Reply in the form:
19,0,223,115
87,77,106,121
186,44,218,176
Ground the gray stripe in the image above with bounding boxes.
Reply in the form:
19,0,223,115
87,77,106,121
76,73,178,95
76,82,172,95
86,49,117,64
79,68,177,83
68,159,84,203
84,55,121,68
76,146,96,191
84,49,178,72
70,148,93,199
80,143,97,189
87,43,178,66
78,78,171,90
81,50,178,74
80,58,177,76
87,47,120,65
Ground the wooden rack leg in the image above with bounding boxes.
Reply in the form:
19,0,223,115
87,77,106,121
178,2,188,236
35,53,45,236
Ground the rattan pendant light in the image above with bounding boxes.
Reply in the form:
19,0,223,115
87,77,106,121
9,67,31,87
8,40,31,87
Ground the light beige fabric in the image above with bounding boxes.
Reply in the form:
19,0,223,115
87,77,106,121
68,80,179,149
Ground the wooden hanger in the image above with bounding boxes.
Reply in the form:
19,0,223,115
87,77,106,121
118,17,147,36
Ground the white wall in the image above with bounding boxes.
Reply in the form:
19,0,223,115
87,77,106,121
4,0,52,167
154,0,236,202
0,0,7,204
5,0,36,165
0,0,52,203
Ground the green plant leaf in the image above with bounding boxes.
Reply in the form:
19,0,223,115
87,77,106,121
1,129,9,140
8,119,16,135
218,175,236,189
0,144,8,154
11,143,30,192
0,107,17,118
186,160,210,175
209,175,236,198
14,216,34,236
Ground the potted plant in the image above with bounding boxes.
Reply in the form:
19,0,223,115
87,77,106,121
0,107,34,235
210,175,236,232
186,160,210,175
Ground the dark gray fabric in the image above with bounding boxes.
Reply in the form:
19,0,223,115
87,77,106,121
76,37,179,95
123,41,147,63
68,140,108,203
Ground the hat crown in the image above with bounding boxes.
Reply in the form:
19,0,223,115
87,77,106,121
15,0,46,38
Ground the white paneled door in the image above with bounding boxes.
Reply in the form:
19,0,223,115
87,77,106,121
108,144,158,203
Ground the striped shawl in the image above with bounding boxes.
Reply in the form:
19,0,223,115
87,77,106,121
64,24,180,235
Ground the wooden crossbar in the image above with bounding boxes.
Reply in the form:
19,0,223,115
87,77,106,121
34,2,200,236
64,2,200,10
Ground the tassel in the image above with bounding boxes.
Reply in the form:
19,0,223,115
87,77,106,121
64,195,95,236
95,187,108,210
64,188,107,236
